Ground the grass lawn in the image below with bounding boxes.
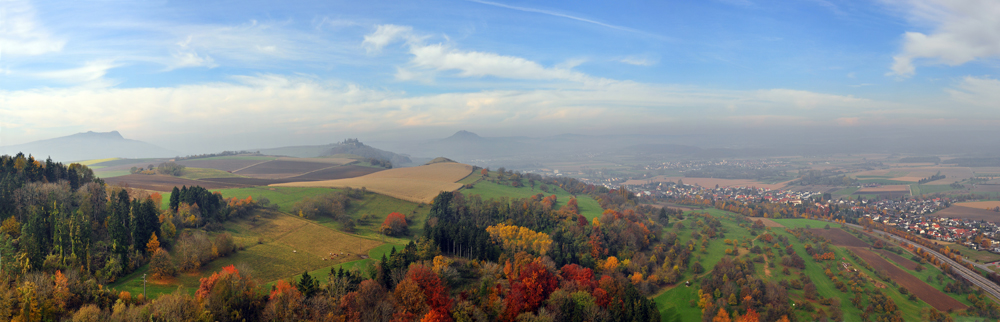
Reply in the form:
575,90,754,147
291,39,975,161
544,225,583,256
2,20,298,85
462,179,603,220
213,187,338,212
856,179,915,185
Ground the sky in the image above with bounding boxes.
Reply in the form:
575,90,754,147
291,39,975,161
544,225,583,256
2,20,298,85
1,0,999,153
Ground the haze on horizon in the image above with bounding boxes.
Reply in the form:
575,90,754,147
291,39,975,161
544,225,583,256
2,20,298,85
1,0,999,155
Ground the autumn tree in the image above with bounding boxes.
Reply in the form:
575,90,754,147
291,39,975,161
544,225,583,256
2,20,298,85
149,248,177,279
380,212,409,236
486,223,552,255
713,307,732,322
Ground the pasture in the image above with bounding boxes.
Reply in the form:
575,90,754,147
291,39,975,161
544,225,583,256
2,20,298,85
105,174,246,191
850,166,972,185
273,162,473,203
109,210,385,299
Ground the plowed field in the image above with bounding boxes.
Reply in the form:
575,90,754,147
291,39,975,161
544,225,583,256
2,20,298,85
105,174,247,191
808,228,870,247
850,248,966,311
202,165,382,186
234,160,336,178
875,249,919,270
177,159,271,172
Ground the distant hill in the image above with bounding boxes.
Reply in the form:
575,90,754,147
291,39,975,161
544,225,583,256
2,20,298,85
0,131,178,162
258,139,412,165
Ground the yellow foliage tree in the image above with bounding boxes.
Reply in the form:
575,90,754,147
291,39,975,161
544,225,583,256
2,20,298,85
603,256,620,272
485,223,552,255
146,233,160,254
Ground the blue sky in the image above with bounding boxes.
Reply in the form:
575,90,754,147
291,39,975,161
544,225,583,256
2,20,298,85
1,0,998,153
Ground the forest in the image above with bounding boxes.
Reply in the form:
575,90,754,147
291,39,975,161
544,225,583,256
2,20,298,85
0,153,677,321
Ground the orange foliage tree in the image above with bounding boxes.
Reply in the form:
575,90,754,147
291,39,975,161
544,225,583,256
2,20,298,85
381,212,409,236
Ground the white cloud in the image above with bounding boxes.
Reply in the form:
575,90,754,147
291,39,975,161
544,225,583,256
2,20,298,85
362,24,413,53
947,76,1000,107
887,0,1000,76
29,60,120,86
0,0,65,56
620,55,657,66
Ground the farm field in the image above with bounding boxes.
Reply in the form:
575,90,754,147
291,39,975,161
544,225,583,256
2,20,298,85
850,166,972,185
273,162,473,203
104,174,248,191
622,176,789,190
911,184,959,195
179,167,244,180
849,247,966,311
204,165,383,185
858,185,910,192
234,159,342,178
956,201,1000,210
933,206,1000,223
176,158,273,172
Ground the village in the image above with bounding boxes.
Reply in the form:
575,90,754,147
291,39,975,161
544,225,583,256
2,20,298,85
633,180,1000,255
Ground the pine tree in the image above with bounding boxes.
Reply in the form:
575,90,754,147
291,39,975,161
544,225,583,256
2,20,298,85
170,186,180,212
297,271,319,298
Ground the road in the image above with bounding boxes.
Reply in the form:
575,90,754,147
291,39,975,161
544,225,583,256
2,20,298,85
844,223,1000,303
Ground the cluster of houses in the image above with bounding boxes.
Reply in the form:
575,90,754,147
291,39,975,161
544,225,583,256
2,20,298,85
636,180,1000,253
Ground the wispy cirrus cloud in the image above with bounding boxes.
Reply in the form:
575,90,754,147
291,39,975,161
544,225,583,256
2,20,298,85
0,0,65,57
886,0,1000,77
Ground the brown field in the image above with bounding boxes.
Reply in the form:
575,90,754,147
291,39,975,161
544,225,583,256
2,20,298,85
850,247,966,311
176,158,274,172
808,228,870,247
875,249,919,270
933,206,1000,222
202,165,383,186
785,185,841,193
622,176,790,190
234,160,339,178
858,185,910,192
955,201,1000,210
272,162,474,203
105,174,248,191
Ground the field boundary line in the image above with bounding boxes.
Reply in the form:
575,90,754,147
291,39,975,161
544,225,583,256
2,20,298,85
232,160,275,173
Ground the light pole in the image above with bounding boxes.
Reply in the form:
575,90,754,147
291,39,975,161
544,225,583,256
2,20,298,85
142,273,147,299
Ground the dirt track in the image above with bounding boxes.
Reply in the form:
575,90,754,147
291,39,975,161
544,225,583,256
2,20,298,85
850,247,966,311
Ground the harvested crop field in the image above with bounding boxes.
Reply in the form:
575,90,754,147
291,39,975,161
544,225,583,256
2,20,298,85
875,249,919,270
955,201,1000,210
272,162,473,203
808,228,870,247
932,206,1000,222
850,247,966,311
105,174,248,191
622,176,789,190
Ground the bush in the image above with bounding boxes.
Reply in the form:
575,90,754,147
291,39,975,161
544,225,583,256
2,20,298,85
156,162,186,176
380,212,409,236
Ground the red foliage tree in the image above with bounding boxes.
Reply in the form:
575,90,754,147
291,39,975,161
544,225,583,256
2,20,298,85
406,265,453,322
381,212,409,236
504,261,557,320
560,264,596,290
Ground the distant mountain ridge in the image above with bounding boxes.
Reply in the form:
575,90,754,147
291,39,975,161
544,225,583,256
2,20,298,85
258,139,412,165
0,131,178,162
